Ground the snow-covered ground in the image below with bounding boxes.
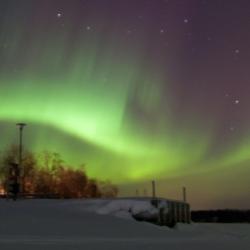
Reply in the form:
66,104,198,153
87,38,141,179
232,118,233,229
0,199,249,250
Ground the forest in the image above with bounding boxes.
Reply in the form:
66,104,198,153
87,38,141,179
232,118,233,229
0,146,118,198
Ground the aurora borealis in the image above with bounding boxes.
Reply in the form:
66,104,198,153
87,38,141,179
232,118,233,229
0,0,250,209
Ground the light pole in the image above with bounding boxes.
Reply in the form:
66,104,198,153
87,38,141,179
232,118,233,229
16,123,27,195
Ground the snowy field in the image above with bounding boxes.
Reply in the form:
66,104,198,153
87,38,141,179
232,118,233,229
0,199,249,250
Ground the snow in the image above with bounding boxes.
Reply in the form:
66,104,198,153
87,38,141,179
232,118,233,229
0,199,249,250
96,199,158,219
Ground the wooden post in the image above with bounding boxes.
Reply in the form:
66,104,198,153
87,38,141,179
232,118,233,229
136,189,139,197
182,186,186,202
152,180,156,198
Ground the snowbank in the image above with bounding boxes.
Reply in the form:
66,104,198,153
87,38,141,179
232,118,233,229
96,200,158,216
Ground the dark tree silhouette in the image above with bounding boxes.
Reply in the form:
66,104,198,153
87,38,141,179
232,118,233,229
0,146,118,198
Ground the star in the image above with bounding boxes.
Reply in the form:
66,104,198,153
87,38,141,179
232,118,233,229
57,13,62,18
184,18,189,23
160,29,165,34
235,49,240,54
86,26,91,31
234,99,240,104
229,127,235,132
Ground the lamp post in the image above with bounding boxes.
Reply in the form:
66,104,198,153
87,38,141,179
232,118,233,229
16,123,27,195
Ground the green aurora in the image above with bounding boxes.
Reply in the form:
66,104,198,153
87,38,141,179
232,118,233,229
0,0,250,209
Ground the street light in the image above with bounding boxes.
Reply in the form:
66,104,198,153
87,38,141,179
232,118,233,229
16,123,27,195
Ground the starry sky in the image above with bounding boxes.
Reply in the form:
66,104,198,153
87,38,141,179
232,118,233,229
0,0,250,209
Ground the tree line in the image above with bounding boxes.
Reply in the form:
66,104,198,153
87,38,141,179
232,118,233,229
0,146,118,198
191,209,250,223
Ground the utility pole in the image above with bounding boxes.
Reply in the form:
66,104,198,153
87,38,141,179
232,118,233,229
182,186,186,202
16,123,27,195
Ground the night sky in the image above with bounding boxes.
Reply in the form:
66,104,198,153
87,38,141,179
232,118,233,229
0,0,250,209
